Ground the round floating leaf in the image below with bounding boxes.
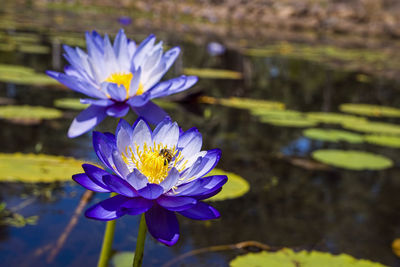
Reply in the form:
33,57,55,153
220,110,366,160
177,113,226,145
0,105,62,124
340,103,400,118
304,128,363,143
183,68,242,79
0,153,88,183
54,98,88,110
307,112,367,124
364,135,400,148
230,249,387,267
342,121,400,135
207,169,249,201
312,149,393,170
199,96,285,111
251,109,302,117
111,251,134,267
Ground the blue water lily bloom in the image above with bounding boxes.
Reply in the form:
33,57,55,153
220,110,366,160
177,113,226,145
73,117,227,246
47,30,197,138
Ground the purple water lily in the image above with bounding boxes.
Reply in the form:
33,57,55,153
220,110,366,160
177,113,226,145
47,30,197,138
73,117,227,246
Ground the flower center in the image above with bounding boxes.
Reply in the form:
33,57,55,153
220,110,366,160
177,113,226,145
105,72,144,99
122,142,183,184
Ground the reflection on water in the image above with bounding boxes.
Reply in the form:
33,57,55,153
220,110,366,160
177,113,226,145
1,1,400,266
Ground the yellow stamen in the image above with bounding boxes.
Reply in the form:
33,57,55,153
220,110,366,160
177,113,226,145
105,72,144,99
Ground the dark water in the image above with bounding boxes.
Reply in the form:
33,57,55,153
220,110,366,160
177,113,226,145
1,2,400,267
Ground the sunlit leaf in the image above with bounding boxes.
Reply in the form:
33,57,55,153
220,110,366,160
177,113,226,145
312,150,393,170
18,44,50,54
251,109,302,117
111,251,134,267
342,121,400,135
0,153,88,183
340,103,400,118
230,249,387,267
0,64,58,86
303,128,363,143
392,239,400,258
54,98,88,110
306,112,366,124
260,116,317,128
207,169,249,201
199,96,285,111
364,134,400,148
0,105,62,124
183,68,242,79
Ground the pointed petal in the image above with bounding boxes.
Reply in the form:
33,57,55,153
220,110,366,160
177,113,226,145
131,118,152,149
132,101,169,125
120,197,154,215
72,173,110,193
145,204,179,246
152,118,179,148
68,105,107,138
85,195,130,221
177,128,202,159
157,195,196,211
103,174,137,197
93,131,116,170
137,184,164,200
127,169,149,191
159,168,180,192
106,103,130,117
82,163,111,189
178,202,220,220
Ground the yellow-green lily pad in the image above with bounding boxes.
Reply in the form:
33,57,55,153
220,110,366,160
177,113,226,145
364,134,400,148
207,169,249,201
304,128,364,143
111,251,134,267
312,149,393,170
54,98,88,110
183,68,242,79
342,121,400,135
230,249,387,267
340,103,400,118
0,153,88,183
0,105,62,124
199,96,285,111
307,112,367,124
18,44,50,54
0,64,58,86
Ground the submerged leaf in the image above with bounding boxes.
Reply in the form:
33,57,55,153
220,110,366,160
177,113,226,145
364,134,400,148
54,98,88,110
307,112,366,124
183,68,242,79
303,128,364,143
312,150,393,170
230,249,387,267
0,153,88,183
0,105,62,124
340,103,400,118
207,169,249,201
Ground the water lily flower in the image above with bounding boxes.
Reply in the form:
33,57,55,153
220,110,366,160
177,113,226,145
73,117,227,246
47,30,197,138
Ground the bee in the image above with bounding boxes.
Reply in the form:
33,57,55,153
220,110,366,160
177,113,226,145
159,148,174,166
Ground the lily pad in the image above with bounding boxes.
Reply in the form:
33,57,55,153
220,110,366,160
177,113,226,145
230,249,386,267
18,45,50,54
303,128,363,143
54,98,88,110
340,103,400,118
260,115,317,128
199,96,285,111
0,64,58,86
307,112,367,124
0,105,62,124
364,135,400,148
312,150,393,170
207,169,249,201
111,251,134,267
342,121,400,135
183,68,242,79
0,153,88,183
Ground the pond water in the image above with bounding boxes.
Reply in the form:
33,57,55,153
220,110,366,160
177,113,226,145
1,1,400,267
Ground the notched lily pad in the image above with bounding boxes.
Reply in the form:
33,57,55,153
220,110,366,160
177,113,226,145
111,251,134,267
303,128,363,143
307,112,367,124
54,98,88,110
183,68,242,79
0,153,88,183
0,105,62,124
364,134,400,148
207,169,249,201
230,249,387,267
312,149,393,170
340,103,400,118
342,121,400,135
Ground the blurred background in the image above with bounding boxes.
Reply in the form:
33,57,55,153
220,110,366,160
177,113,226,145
1,0,400,266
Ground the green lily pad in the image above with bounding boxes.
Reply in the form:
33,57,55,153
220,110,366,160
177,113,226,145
364,135,400,148
312,150,393,170
199,96,285,111
230,249,387,267
207,169,249,201
342,121,400,135
18,45,50,54
183,68,242,79
0,105,62,124
152,99,178,110
111,251,134,267
0,153,88,183
54,98,88,110
251,109,302,117
258,111,317,127
307,112,367,124
303,128,364,143
0,64,58,86
340,103,400,118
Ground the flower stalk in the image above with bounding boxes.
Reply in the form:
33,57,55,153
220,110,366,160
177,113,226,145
133,214,147,267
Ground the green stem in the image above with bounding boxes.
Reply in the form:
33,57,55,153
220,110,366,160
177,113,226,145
132,214,147,267
97,193,117,267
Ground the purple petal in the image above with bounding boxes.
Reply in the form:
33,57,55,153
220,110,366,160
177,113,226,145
82,163,111,189
172,175,227,198
132,101,169,125
185,149,221,179
127,94,150,107
93,131,116,170
159,168,180,192
145,204,179,246
112,149,130,178
72,173,110,193
157,195,196,211
116,119,133,154
127,169,149,191
120,197,154,215
177,128,202,159
128,67,141,97
149,76,197,99
68,105,107,138
106,103,130,117
131,118,152,149
80,98,113,107
132,34,156,68
178,202,220,220
137,183,164,200
104,83,127,102
85,195,130,221
103,174,137,197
